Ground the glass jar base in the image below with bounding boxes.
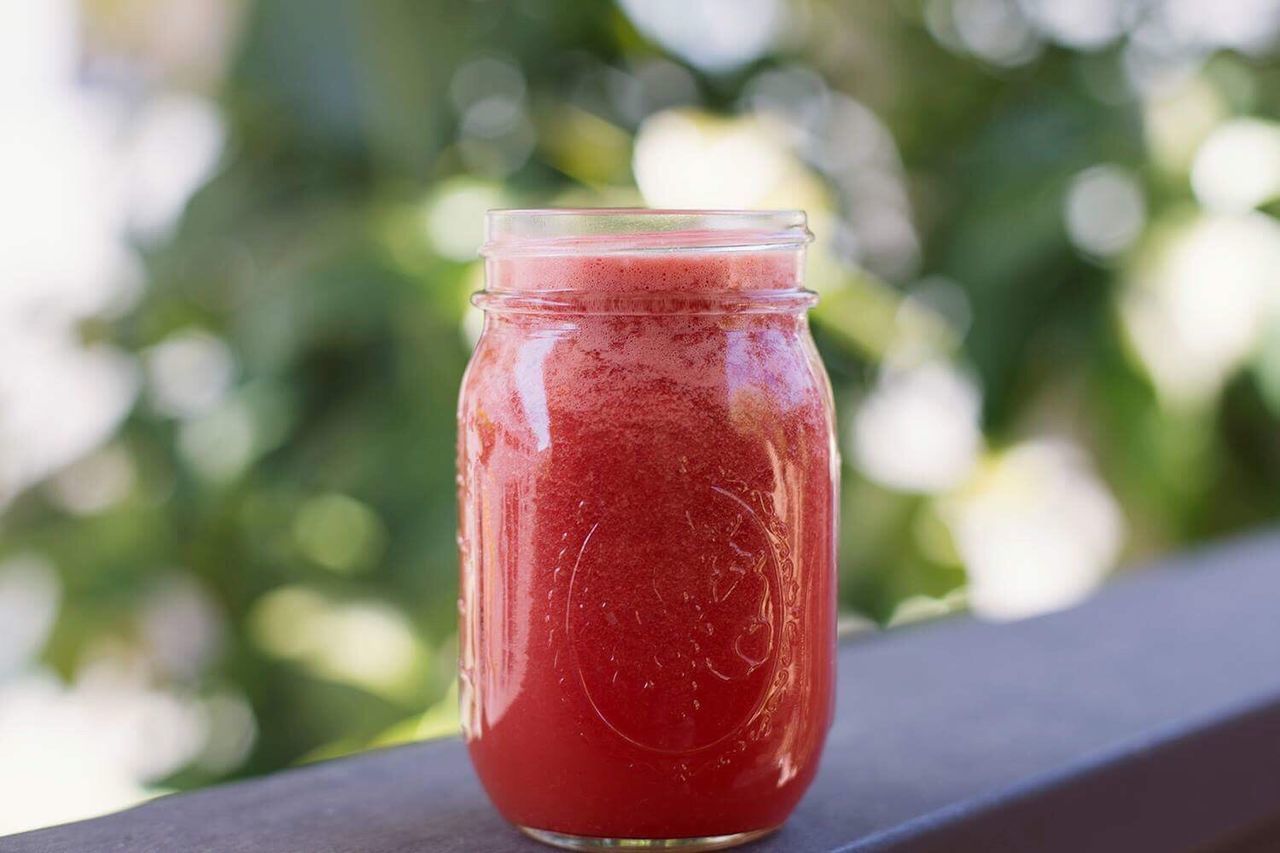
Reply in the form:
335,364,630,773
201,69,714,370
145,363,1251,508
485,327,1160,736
519,826,778,851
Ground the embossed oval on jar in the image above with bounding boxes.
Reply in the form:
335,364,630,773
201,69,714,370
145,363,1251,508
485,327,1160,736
567,486,782,754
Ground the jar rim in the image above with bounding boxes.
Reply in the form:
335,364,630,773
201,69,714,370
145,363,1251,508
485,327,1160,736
480,208,812,258
473,288,818,315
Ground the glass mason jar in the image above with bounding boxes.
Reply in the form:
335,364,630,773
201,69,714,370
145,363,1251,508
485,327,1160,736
457,210,838,851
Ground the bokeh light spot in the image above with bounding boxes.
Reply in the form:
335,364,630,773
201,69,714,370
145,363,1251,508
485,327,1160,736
1191,118,1280,213
292,493,387,575
1065,164,1146,257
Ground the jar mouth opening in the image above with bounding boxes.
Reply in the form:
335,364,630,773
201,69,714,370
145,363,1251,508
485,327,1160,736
480,208,813,258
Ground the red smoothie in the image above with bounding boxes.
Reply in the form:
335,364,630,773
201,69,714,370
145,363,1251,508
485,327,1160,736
458,211,837,846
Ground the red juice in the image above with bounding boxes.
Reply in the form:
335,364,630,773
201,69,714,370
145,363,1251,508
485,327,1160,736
458,211,837,848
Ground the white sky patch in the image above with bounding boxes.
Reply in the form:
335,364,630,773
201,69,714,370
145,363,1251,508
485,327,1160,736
0,333,139,508
46,443,137,516
1019,0,1129,49
1122,212,1280,408
852,360,984,494
945,439,1125,620
1065,165,1147,257
139,574,225,681
178,399,257,482
0,556,61,677
618,0,786,73
0,0,237,836
424,179,508,263
145,330,236,419
948,0,1042,66
0,662,207,835
1191,119,1280,213
124,95,225,243
633,110,825,211
0,0,223,510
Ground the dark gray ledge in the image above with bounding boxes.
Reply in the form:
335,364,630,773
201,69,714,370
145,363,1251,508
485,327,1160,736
7,531,1280,853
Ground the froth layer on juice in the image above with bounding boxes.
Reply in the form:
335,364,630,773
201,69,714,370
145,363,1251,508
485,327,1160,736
486,247,802,294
